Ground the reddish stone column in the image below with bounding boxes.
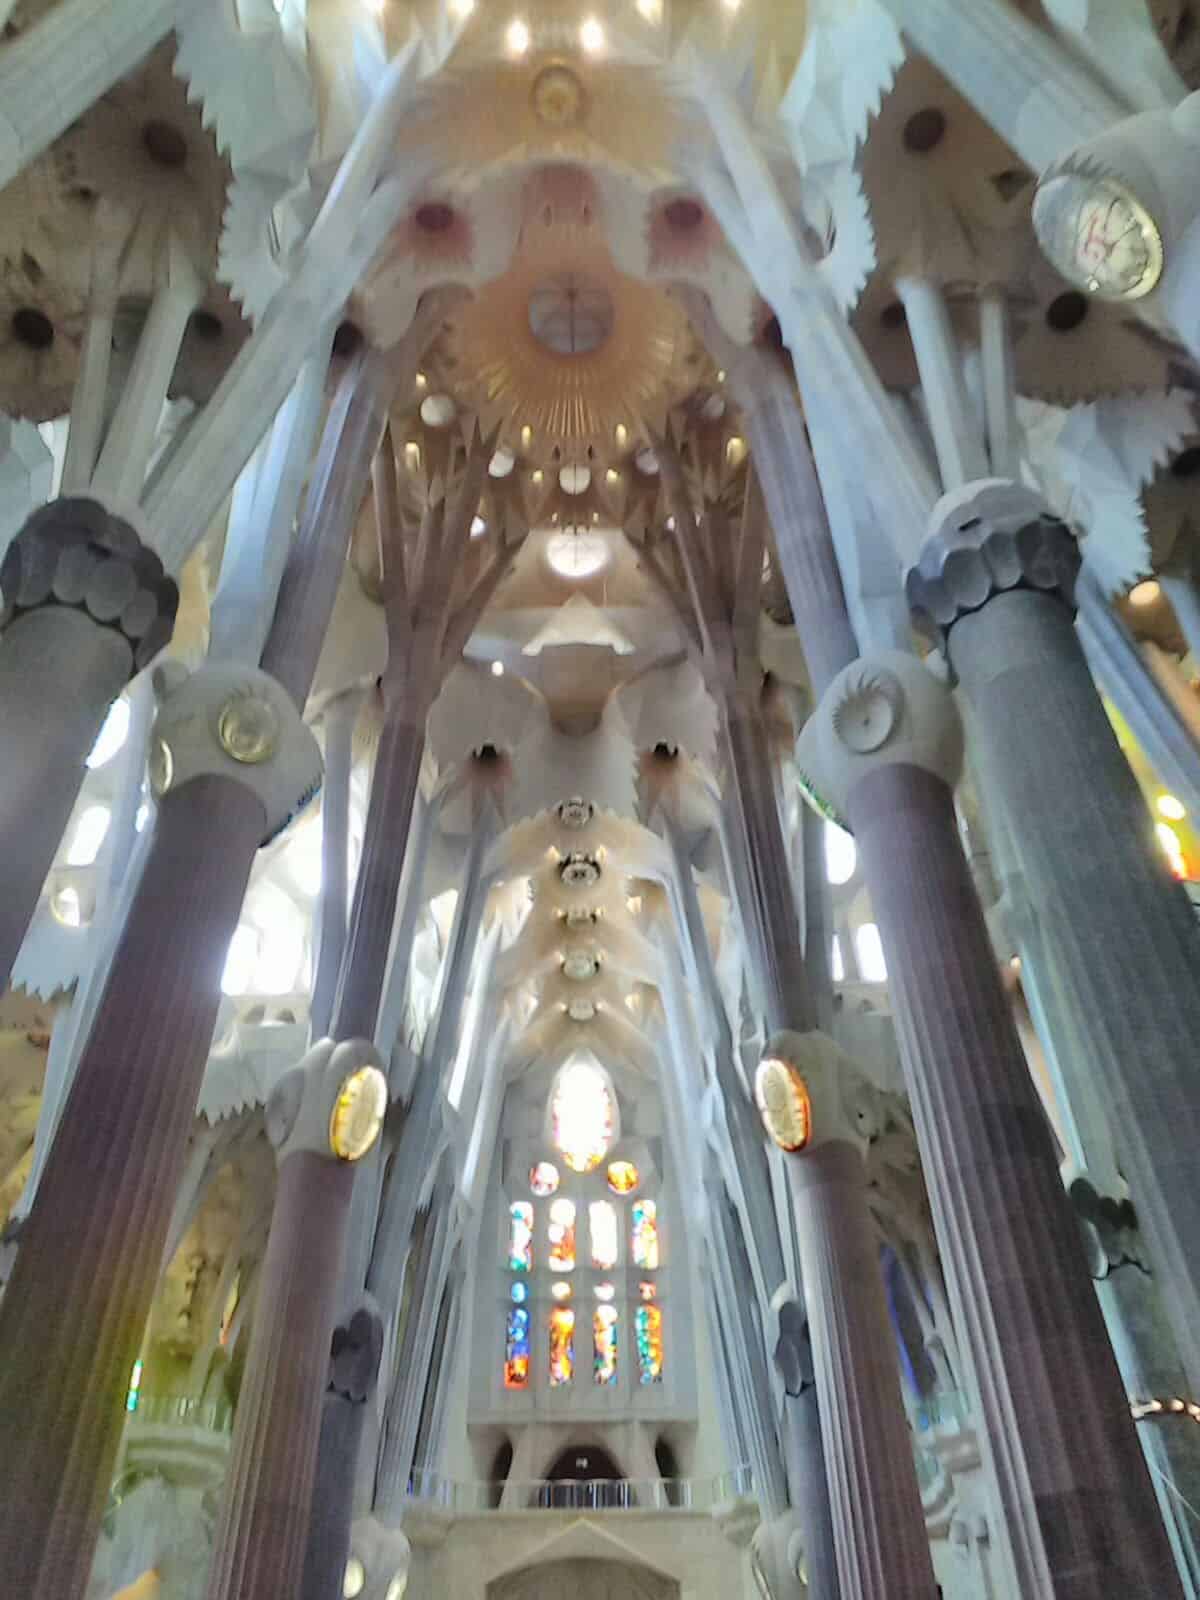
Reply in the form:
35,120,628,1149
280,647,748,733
803,648,1184,1598
0,776,264,1598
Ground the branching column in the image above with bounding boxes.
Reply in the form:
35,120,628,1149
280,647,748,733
801,647,1184,1598
0,359,388,1597
908,481,1200,1396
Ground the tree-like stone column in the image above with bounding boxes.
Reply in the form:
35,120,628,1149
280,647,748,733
800,646,1184,1598
759,1035,938,1600
0,663,321,1599
206,1040,388,1600
0,497,176,987
908,480,1200,1397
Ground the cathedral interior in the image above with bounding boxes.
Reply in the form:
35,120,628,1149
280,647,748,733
3,1,1200,1597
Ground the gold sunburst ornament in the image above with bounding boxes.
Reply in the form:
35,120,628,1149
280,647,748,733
755,1055,813,1153
329,1066,389,1162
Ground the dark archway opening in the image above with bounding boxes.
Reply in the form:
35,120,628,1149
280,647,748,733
536,1443,626,1509
654,1436,683,1507
488,1439,514,1509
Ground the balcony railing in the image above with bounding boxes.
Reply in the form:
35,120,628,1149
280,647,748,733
405,1465,754,1514
125,1393,234,1433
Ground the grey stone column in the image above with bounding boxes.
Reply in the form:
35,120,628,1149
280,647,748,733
0,497,176,987
776,1304,840,1599
206,1039,387,1600
206,1154,356,1600
908,480,1200,1395
0,776,265,1599
300,1303,385,1600
852,752,1180,1597
784,1129,937,1599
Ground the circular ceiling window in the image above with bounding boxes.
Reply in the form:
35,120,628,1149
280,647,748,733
529,274,615,356
547,529,609,579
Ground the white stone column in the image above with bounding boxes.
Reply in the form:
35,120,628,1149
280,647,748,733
895,278,989,492
874,0,1125,168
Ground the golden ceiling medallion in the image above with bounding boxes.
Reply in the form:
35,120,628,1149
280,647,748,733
531,63,586,129
445,221,694,449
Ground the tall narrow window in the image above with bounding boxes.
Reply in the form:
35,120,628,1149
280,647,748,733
505,1297,531,1389
631,1199,659,1269
855,922,888,983
635,1304,663,1383
551,1058,614,1173
548,1198,576,1272
593,1304,618,1385
508,1202,533,1271
589,1200,618,1269
549,1306,575,1385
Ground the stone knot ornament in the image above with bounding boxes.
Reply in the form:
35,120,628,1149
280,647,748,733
906,479,1081,644
149,660,322,844
757,1029,885,1157
328,1302,386,1403
0,497,177,669
345,1517,411,1600
797,649,963,820
266,1037,389,1166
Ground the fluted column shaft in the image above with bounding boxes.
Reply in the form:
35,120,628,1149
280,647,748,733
0,606,130,985
951,589,1200,1394
780,1381,839,1599
850,761,1182,1600
205,1152,354,1600
786,1143,937,1599
0,777,265,1598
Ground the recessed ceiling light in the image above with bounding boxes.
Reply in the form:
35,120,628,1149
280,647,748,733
470,515,487,537
419,393,455,427
506,16,530,54
560,463,591,495
491,660,505,677
580,15,605,52
1129,579,1161,607
490,448,516,478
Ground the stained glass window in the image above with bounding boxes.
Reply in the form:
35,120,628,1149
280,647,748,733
631,1199,659,1269
551,1059,614,1173
635,1304,663,1383
588,1200,618,1269
511,1280,529,1304
551,1280,573,1302
638,1280,656,1301
505,1306,531,1388
530,1161,559,1196
550,1306,575,1385
606,1159,638,1195
508,1202,533,1271
548,1198,576,1272
594,1304,618,1385
595,1282,615,1301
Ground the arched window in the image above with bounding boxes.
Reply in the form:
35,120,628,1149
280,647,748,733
500,1071,664,1392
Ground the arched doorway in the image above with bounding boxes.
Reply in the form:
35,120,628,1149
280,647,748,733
489,1557,679,1600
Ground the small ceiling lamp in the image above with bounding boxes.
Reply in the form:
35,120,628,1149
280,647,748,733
559,463,591,495
755,1053,813,1152
1129,579,1161,607
490,447,516,478
726,435,748,467
506,16,531,55
615,422,628,448
419,393,455,427
580,15,605,53
531,468,544,485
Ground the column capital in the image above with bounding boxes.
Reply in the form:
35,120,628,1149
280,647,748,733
266,1037,389,1166
0,496,177,669
906,479,1080,644
149,659,323,844
797,648,963,822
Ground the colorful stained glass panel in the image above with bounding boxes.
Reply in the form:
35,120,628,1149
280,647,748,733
548,1197,576,1271
606,1159,639,1194
508,1201,533,1271
635,1304,663,1384
529,1161,559,1196
551,1059,614,1173
505,1306,530,1389
594,1304,618,1385
631,1199,659,1269
550,1306,575,1385
589,1199,618,1269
